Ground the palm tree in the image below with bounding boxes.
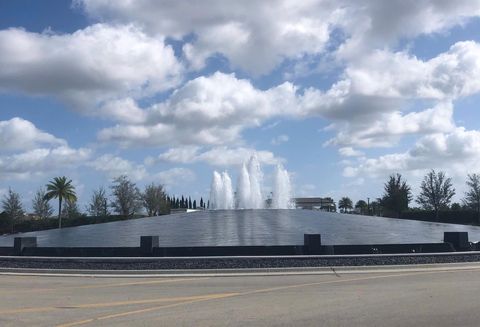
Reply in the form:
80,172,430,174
338,197,353,213
44,176,77,229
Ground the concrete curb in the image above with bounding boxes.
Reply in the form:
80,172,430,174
3,250,480,261
2,261,480,278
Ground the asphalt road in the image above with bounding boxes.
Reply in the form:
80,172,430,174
1,266,480,326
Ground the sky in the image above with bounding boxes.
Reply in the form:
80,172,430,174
1,0,480,212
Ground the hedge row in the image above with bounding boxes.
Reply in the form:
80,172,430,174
399,210,480,225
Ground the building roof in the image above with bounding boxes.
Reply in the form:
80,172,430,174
294,197,334,203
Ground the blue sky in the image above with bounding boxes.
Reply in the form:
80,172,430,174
2,1,480,212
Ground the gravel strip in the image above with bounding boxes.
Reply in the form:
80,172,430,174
2,254,480,270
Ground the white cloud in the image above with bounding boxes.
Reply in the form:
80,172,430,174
0,24,183,114
78,0,480,76
152,168,196,188
157,146,283,167
302,39,480,148
338,147,364,157
325,102,456,148
98,98,147,124
271,134,289,145
78,0,339,75
0,117,66,151
344,42,480,100
0,146,91,180
88,154,147,181
338,0,480,59
96,38,479,149
98,72,299,147
344,127,480,178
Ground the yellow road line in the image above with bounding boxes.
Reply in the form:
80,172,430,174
54,267,480,327
0,277,206,295
0,293,236,315
56,293,240,327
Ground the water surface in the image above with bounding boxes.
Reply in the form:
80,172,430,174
0,210,479,247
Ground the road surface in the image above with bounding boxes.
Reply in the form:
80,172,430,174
1,266,480,326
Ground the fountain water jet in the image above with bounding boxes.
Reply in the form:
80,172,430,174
236,163,251,209
209,171,234,209
246,154,264,209
209,154,294,210
271,164,294,209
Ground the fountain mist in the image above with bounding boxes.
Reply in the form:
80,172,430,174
209,154,294,210
209,171,234,210
271,164,294,209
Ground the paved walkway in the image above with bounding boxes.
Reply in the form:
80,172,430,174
1,265,480,326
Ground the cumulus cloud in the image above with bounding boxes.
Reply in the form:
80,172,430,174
338,147,364,157
98,72,299,147
5,1,480,193
302,39,480,147
344,127,480,178
78,0,480,75
97,37,480,149
0,24,182,114
343,42,480,100
0,117,66,151
338,0,480,59
325,102,456,148
157,146,283,167
87,154,196,189
152,168,196,188
0,146,91,180
78,0,339,75
88,154,147,181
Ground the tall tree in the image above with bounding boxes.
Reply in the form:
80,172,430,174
110,175,141,216
369,200,383,216
142,183,168,216
44,176,77,229
193,199,197,209
32,187,53,219
62,199,82,219
1,188,24,233
200,197,204,209
463,173,480,222
87,186,109,217
381,173,412,217
417,170,455,220
450,202,462,211
355,200,368,215
338,197,353,213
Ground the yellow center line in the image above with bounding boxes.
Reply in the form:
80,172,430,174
0,277,207,295
0,293,237,315
56,293,241,327
55,268,480,327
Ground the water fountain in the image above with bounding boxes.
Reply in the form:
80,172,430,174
271,164,294,209
209,171,234,210
209,154,294,209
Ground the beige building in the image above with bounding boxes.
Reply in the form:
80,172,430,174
294,197,336,211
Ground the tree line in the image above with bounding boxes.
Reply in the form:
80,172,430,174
1,175,202,234
338,170,480,222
